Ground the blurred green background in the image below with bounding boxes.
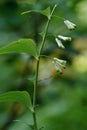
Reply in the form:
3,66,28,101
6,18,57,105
0,0,87,130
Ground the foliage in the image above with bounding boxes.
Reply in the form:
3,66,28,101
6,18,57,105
0,91,32,109
0,39,38,59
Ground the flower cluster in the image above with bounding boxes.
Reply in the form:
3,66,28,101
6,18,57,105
53,20,76,74
55,20,76,49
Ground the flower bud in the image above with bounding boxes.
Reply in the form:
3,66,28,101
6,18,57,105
54,57,66,69
64,20,76,30
55,38,65,49
52,61,62,74
52,57,67,74
58,35,72,41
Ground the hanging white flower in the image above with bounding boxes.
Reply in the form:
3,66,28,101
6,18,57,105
58,35,72,41
64,20,76,30
55,38,65,49
52,57,67,74
54,57,66,69
52,61,62,74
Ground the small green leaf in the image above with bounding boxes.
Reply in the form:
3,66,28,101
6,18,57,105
39,127,44,130
39,31,45,37
0,91,32,110
27,74,36,82
28,124,34,130
21,7,51,19
0,39,38,59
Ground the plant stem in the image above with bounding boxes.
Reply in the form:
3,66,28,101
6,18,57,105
32,5,57,130
32,59,39,130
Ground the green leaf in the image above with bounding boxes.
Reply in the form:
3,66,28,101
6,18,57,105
27,74,36,82
21,7,51,19
0,39,38,59
28,124,34,130
39,127,44,130
0,91,32,110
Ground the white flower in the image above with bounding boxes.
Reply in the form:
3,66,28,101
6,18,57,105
54,57,66,69
53,57,67,74
55,38,65,49
52,61,62,74
58,35,72,41
64,20,76,30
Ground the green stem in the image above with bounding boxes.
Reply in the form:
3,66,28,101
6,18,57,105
40,55,53,60
32,5,57,130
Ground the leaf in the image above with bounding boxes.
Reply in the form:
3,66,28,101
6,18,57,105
21,7,51,19
39,32,45,37
28,124,34,130
39,127,44,130
0,39,38,59
27,74,36,82
0,91,32,110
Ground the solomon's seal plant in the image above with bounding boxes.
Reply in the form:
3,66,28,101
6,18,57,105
0,4,76,130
